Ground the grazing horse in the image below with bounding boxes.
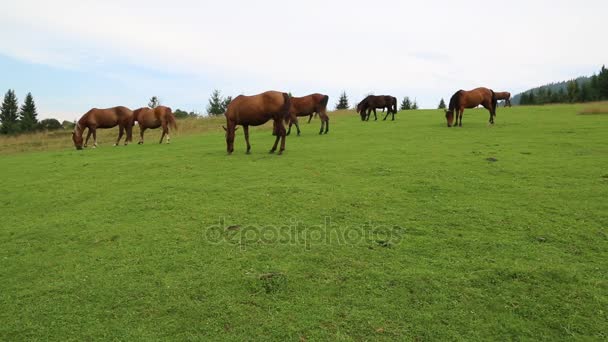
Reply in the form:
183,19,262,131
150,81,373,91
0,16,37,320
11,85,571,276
223,91,291,155
357,95,398,121
133,106,177,144
445,87,497,127
287,93,330,135
72,106,134,150
495,91,512,107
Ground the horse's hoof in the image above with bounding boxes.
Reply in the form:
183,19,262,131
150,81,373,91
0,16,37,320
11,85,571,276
269,150,275,154
278,151,284,155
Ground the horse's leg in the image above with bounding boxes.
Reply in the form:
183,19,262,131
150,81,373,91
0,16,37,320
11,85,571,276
459,108,464,127
278,121,286,155
138,126,146,144
114,126,124,146
307,114,312,123
125,124,133,145
286,121,292,136
324,117,329,134
243,125,251,154
383,110,390,121
92,128,98,148
84,129,92,147
270,121,280,153
373,108,378,121
159,122,168,144
295,119,301,136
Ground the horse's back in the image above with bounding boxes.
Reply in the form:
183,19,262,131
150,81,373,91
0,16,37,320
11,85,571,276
227,91,288,125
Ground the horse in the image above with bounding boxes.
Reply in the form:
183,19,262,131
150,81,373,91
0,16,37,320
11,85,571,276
223,91,291,155
133,106,177,144
357,95,398,121
72,106,135,150
286,93,330,135
495,91,512,107
445,87,497,127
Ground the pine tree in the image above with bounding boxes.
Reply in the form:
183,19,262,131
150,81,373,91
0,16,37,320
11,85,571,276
566,80,579,103
411,99,419,110
335,92,349,110
148,96,160,109
528,91,535,105
19,92,38,132
597,65,608,100
438,98,446,109
222,96,232,111
0,89,19,134
400,97,411,110
207,89,228,116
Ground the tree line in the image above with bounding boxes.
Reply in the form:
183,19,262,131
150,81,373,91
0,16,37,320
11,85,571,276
517,65,608,105
0,90,70,135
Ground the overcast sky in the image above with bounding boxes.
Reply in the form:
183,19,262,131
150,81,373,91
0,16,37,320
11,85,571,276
0,0,606,120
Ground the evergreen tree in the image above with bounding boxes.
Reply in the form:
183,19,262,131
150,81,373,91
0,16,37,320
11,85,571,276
528,91,535,105
222,96,233,111
597,65,608,100
437,98,446,109
566,80,579,103
207,90,227,115
148,96,160,109
335,92,349,110
0,89,19,134
411,99,419,110
400,96,411,110
19,92,38,132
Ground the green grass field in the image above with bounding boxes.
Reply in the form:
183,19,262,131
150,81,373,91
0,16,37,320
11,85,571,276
1,104,606,340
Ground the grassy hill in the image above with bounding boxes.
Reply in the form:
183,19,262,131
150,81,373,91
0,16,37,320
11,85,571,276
1,105,606,340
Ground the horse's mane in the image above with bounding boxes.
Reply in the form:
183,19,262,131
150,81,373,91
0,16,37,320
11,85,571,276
448,91,462,111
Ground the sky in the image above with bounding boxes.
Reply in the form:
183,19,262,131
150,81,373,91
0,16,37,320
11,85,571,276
0,0,606,121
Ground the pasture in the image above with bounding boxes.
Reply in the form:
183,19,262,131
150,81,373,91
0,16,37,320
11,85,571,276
0,104,606,340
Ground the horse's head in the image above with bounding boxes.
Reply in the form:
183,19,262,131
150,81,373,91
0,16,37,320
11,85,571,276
72,123,83,149
357,102,367,121
445,110,454,127
223,125,238,154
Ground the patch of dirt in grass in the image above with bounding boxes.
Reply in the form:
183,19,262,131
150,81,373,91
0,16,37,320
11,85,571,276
486,157,498,162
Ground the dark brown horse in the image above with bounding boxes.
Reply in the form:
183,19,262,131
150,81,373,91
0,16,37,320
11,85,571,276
495,91,512,107
287,93,330,135
133,106,177,144
445,87,497,127
357,95,398,121
223,91,291,155
72,106,134,150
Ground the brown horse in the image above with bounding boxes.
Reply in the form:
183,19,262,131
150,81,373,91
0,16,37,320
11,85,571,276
72,106,134,150
357,95,398,121
287,93,330,135
133,106,177,144
445,88,498,127
495,91,512,107
223,91,291,155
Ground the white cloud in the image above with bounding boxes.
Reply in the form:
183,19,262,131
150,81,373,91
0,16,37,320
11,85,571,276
0,0,606,115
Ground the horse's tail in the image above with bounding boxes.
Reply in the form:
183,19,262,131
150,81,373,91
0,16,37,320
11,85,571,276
166,107,177,131
320,95,329,109
392,96,398,113
282,92,292,124
491,90,497,115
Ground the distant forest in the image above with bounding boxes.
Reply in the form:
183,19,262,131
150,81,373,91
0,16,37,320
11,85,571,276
512,65,608,105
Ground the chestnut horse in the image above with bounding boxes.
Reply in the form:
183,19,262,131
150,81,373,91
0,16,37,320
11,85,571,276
72,106,134,150
357,95,398,121
287,93,330,135
445,87,497,127
133,106,177,144
495,91,512,107
223,91,291,155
